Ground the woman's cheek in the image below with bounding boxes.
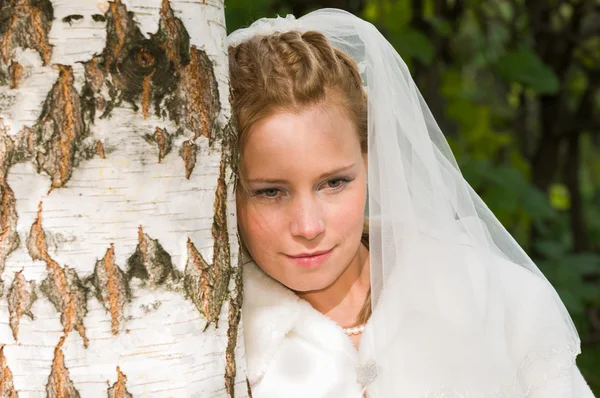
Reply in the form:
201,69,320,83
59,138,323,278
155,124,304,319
243,206,283,256
329,188,366,234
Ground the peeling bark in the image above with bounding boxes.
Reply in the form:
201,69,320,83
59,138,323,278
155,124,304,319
107,366,133,398
34,65,89,189
141,68,155,119
0,0,53,66
225,253,244,396
0,128,20,297
184,239,213,322
156,0,220,143
91,244,130,335
27,203,89,346
0,346,19,398
0,181,19,296
41,266,89,347
0,346,17,398
127,226,180,288
0,121,34,168
149,127,172,163
7,270,36,341
96,140,105,159
0,128,15,174
184,153,231,328
0,0,244,394
46,337,80,398
175,47,220,142
181,139,197,179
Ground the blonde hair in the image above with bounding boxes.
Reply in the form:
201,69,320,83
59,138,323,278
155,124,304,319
228,30,367,154
229,29,371,326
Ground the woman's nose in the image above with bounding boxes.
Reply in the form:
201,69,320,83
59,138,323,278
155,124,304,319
289,197,325,241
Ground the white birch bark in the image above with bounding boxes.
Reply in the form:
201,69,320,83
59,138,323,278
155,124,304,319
0,0,247,396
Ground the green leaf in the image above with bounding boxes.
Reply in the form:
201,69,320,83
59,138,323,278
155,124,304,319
496,49,560,94
535,240,570,259
427,16,452,37
549,183,571,210
389,29,435,65
565,253,600,276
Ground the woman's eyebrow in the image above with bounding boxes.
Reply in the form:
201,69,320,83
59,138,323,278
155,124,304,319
245,177,288,184
317,164,356,179
246,164,356,185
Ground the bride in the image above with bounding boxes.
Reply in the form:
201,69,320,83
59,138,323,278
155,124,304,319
227,9,596,398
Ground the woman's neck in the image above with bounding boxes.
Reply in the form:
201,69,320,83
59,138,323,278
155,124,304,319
296,243,370,330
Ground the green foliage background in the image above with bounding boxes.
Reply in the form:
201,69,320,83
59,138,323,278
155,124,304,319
225,0,600,392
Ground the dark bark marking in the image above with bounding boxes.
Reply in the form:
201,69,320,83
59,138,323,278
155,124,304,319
81,0,220,148
246,377,253,398
8,60,21,89
104,0,141,71
27,203,89,347
0,60,8,86
184,153,231,328
7,270,36,341
127,226,180,288
81,56,108,124
156,0,190,67
46,336,80,398
91,14,105,23
91,244,130,335
0,0,53,65
107,366,132,398
0,345,17,397
88,0,178,119
61,14,82,25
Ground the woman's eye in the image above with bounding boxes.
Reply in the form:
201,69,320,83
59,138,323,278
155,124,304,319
323,177,351,190
256,188,280,198
264,189,279,197
327,179,344,188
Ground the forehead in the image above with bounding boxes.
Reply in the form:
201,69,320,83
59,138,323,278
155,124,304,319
241,105,361,176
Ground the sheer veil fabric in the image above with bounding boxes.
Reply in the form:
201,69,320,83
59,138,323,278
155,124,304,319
228,9,581,397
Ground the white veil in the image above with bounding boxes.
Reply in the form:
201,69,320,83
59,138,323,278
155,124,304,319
228,9,581,397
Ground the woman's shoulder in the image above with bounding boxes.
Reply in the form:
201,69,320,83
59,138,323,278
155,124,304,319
241,261,363,396
242,261,301,385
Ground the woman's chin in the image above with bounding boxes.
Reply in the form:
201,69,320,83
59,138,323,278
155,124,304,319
285,271,341,294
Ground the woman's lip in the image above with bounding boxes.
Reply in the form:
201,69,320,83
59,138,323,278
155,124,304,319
287,249,332,258
285,248,334,268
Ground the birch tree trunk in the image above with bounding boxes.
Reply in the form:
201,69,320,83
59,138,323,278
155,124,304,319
0,0,247,396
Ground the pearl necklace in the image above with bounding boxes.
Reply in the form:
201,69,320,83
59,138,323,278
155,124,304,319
343,324,366,336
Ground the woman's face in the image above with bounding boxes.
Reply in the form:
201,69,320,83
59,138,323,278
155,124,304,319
237,104,367,292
